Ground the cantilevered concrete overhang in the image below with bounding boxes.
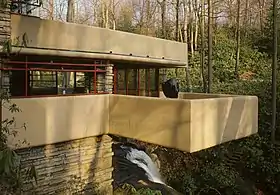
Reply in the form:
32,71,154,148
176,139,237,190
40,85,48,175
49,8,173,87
9,14,187,67
4,93,258,153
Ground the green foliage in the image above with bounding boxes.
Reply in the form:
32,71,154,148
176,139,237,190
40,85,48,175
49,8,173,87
114,183,162,195
0,35,37,193
0,91,38,193
168,27,270,93
0,0,9,9
159,12,279,194
169,74,280,194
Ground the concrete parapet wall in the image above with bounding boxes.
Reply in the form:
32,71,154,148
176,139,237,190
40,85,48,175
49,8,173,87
17,135,113,194
109,95,192,152
5,95,109,148
4,94,258,153
159,91,235,99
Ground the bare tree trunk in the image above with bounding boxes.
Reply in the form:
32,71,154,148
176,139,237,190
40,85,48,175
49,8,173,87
175,0,180,41
207,0,213,93
243,0,249,37
160,0,167,39
194,0,199,51
101,0,109,28
49,0,54,20
175,0,180,77
271,0,278,142
235,0,241,80
65,0,75,92
105,0,109,28
66,0,75,23
183,0,192,92
189,0,194,56
258,0,264,32
200,0,207,92
101,2,105,27
158,0,167,80
111,0,116,30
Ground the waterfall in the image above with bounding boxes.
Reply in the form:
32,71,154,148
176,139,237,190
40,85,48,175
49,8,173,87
113,142,183,195
120,145,165,185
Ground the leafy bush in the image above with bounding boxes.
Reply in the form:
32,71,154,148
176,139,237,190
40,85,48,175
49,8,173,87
114,183,162,195
0,91,37,193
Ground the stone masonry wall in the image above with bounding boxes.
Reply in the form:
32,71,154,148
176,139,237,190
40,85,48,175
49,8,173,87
17,135,113,195
0,2,11,91
105,64,114,94
96,64,114,94
0,1,11,45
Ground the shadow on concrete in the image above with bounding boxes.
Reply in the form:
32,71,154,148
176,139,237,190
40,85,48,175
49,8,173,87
216,98,247,146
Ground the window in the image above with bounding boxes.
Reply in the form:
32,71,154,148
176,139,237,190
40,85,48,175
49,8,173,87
2,58,110,98
114,67,159,97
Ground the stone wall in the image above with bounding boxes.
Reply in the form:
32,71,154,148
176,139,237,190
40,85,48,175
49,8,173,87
96,64,114,94
17,135,113,195
105,64,114,94
0,2,11,45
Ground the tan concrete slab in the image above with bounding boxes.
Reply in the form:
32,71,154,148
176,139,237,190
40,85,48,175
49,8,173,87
10,14,186,66
4,95,109,148
109,95,192,152
189,96,258,152
3,94,258,152
159,91,236,99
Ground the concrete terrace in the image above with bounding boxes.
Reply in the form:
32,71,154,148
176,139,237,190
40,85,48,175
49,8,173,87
5,93,258,153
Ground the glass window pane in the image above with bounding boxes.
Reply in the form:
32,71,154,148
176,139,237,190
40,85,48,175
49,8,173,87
117,69,125,90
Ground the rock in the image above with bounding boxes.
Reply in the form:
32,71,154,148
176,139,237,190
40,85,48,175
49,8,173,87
112,142,183,195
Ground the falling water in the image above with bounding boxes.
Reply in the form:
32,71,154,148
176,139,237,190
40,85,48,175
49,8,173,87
120,145,165,185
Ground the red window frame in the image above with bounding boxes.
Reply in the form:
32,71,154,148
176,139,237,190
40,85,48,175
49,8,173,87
113,66,160,97
1,57,110,98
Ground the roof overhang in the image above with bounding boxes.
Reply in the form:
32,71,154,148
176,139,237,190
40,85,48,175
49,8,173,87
10,14,187,68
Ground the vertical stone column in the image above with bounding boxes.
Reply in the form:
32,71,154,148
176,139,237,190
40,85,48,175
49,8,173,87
96,73,105,93
0,2,11,45
105,64,114,94
0,2,11,121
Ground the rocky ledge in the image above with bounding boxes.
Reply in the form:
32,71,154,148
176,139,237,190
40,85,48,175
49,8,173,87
112,138,183,195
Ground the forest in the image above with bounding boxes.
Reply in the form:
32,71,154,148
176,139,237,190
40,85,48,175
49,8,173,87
1,0,280,194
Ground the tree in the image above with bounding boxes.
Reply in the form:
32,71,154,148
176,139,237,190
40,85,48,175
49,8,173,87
271,0,277,142
200,0,207,92
207,0,213,93
175,0,180,41
65,0,75,92
235,0,241,80
183,0,192,92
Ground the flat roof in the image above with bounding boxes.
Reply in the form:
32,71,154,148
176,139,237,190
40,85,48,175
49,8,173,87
10,14,187,67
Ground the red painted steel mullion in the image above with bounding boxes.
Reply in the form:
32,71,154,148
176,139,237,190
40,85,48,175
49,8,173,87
0,68,106,73
0,68,26,71
30,68,105,73
13,92,110,99
25,57,28,97
137,69,140,96
6,61,107,67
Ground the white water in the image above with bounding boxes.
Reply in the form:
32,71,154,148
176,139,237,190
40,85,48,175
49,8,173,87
121,145,165,185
